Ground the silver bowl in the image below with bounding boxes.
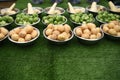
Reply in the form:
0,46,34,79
73,26,104,44
67,6,86,14
86,5,107,16
100,24,120,40
22,7,43,16
15,17,40,26
42,15,67,25
43,28,74,44
8,26,40,45
44,7,65,15
108,5,120,15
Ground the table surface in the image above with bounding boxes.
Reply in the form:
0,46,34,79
0,0,120,80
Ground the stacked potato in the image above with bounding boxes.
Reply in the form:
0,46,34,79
103,21,120,37
45,24,71,41
75,23,102,39
0,27,8,40
9,25,38,42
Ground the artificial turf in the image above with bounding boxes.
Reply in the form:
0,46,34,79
0,0,120,80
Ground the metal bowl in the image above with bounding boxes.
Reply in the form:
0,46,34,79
86,5,107,16
0,28,9,42
8,26,40,45
44,7,65,15
43,28,74,44
100,24,120,40
42,15,67,25
0,8,20,18
22,7,43,16
108,5,120,15
73,26,104,44
66,6,86,14
96,16,107,24
15,17,40,26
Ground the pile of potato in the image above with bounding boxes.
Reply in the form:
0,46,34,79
9,25,38,42
75,23,102,39
0,27,8,40
45,24,72,41
102,21,120,37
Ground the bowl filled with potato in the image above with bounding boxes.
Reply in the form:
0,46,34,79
73,23,104,44
100,20,120,40
43,24,74,44
8,25,40,45
0,27,9,42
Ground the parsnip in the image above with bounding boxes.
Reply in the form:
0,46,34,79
68,2,75,13
109,1,117,11
48,2,57,14
28,3,34,14
90,2,98,12
8,3,16,11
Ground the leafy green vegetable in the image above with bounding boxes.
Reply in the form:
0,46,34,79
0,16,13,26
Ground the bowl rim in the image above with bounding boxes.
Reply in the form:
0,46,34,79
86,5,107,13
43,28,74,43
8,26,40,44
44,7,65,15
22,7,44,14
15,17,40,26
0,8,20,16
0,28,9,41
66,6,86,13
42,15,67,25
73,26,104,41
100,24,120,38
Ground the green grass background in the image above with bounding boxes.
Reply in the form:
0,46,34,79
0,0,120,80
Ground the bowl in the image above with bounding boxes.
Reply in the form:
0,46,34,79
42,15,67,25
22,7,43,17
96,16,106,24
73,26,104,44
100,24,120,40
0,27,9,42
15,18,40,26
43,28,74,44
108,5,120,15
86,5,107,16
8,26,40,45
0,15,14,30
44,7,65,15
15,13,40,26
70,13,95,26
0,8,20,18
66,6,86,14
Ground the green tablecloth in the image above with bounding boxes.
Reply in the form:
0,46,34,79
0,0,120,80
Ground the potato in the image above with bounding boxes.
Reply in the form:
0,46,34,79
0,33,5,40
83,29,91,35
45,29,53,36
11,34,19,41
57,25,64,32
108,29,117,35
87,23,96,29
52,30,60,36
19,30,27,38
47,24,54,29
25,34,32,41
31,30,38,38
76,28,82,36
18,38,25,42
0,27,8,35
24,25,34,34
64,24,71,33
103,25,109,32
108,22,115,29
81,33,89,39
90,34,97,39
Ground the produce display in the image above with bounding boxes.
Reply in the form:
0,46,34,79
102,21,120,37
9,25,39,42
0,3,19,15
70,13,94,24
96,11,120,23
0,15,14,26
88,2,106,12
23,3,43,14
45,2,64,15
0,27,8,40
15,13,39,25
44,24,72,41
75,23,102,39
109,1,120,12
42,15,67,25
67,2,85,13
